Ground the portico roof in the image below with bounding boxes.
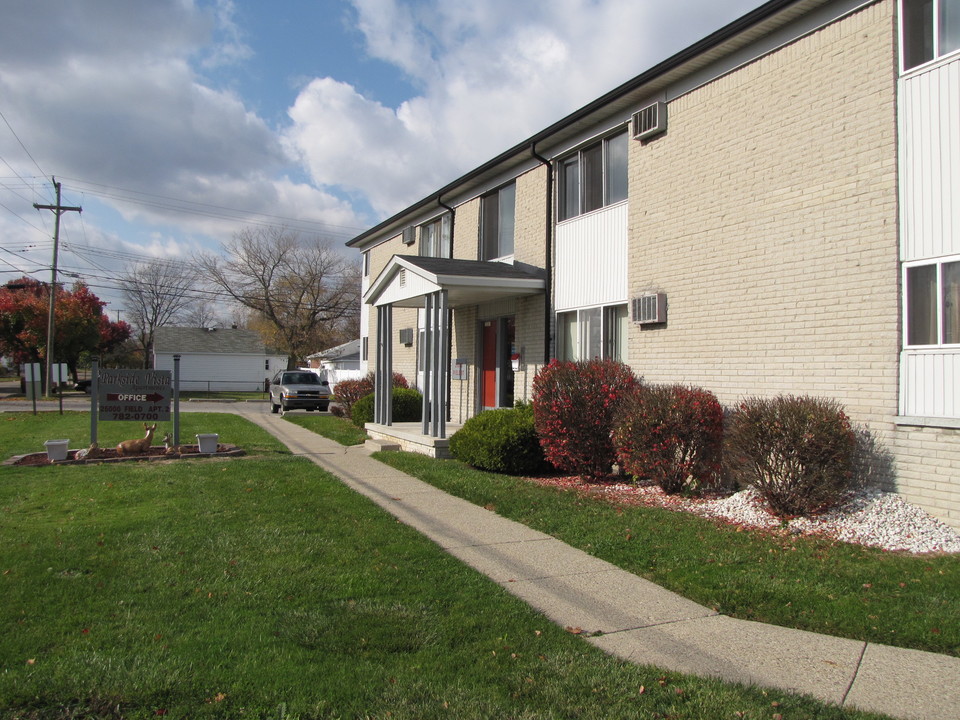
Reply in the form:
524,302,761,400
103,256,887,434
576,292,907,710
364,255,546,308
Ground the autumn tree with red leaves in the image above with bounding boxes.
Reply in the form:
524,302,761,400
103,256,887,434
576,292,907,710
0,277,130,385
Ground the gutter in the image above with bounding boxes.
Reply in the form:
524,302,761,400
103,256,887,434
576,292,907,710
530,143,553,365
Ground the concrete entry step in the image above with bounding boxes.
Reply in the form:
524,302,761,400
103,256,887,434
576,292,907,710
364,437,401,452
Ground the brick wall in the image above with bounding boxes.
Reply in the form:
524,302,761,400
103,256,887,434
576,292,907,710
625,1,958,529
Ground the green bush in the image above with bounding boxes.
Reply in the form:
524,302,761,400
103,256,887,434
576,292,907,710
449,404,552,475
613,384,725,495
724,395,857,517
334,372,409,417
351,387,423,428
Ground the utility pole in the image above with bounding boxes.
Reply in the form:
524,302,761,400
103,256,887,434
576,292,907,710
34,177,81,398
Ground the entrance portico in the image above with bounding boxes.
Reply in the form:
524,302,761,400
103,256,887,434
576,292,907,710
364,255,545,452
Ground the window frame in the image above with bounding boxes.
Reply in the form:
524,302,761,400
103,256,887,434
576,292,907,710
557,129,629,222
555,303,628,361
419,213,452,258
480,181,516,261
903,256,960,348
901,0,960,72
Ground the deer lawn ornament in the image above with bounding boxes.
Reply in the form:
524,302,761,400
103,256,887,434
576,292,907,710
116,423,158,456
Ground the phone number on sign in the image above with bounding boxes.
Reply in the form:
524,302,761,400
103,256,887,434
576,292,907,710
99,413,168,421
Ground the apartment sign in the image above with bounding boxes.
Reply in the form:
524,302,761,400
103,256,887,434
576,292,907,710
98,369,172,421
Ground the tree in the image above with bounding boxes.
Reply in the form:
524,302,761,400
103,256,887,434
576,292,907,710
197,227,360,368
119,258,201,367
0,277,130,385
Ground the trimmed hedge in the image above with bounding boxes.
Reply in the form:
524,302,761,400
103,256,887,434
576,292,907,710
351,387,423,429
724,395,857,517
449,404,552,475
613,384,724,495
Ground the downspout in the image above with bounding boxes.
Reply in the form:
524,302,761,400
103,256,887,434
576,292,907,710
531,143,553,366
438,194,455,422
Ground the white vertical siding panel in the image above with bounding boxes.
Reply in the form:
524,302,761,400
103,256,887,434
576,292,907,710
900,55,960,261
901,351,960,417
555,203,628,310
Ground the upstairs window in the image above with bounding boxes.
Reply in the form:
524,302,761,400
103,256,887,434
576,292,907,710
420,213,451,258
902,0,960,71
558,130,628,221
481,182,516,260
905,258,960,346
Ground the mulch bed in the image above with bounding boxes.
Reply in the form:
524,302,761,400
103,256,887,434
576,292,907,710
7,444,245,466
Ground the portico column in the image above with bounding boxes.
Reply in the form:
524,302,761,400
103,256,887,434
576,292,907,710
375,303,393,425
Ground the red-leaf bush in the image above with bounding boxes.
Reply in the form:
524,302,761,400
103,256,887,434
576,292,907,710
333,372,408,417
612,384,724,494
532,359,640,479
724,395,857,517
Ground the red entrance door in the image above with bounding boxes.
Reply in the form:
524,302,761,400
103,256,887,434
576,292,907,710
481,321,497,408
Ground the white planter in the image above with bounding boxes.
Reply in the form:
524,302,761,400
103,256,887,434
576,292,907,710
196,433,219,453
44,439,70,462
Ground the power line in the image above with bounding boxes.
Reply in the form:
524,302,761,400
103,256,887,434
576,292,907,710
0,107,46,178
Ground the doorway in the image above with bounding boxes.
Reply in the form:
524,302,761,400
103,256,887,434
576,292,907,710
480,316,515,410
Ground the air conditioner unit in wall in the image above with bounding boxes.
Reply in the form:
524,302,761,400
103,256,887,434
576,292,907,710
399,328,414,345
632,101,667,141
631,293,667,325
402,227,416,245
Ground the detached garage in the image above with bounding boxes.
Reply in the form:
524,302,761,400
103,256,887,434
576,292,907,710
153,327,287,392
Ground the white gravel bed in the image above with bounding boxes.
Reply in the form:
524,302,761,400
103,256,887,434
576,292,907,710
692,487,960,555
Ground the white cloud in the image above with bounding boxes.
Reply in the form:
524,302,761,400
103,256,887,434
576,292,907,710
285,0,762,217
0,0,367,252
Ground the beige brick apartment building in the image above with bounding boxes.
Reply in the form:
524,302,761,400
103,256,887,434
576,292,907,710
347,0,960,530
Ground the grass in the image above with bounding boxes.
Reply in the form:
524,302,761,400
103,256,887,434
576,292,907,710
0,412,289,459
282,413,368,446
0,413,890,719
373,452,960,657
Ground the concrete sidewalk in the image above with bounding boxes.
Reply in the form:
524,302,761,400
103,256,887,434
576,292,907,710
22,397,953,720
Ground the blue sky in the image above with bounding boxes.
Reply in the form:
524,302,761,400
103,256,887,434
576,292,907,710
0,0,762,316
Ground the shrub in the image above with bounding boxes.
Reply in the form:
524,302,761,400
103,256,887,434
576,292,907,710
334,372,408,417
450,404,552,475
724,395,857,517
532,359,641,479
351,387,423,429
613,384,724,494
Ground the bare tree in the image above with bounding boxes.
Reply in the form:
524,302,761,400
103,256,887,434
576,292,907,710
119,258,201,367
181,298,223,329
196,227,360,368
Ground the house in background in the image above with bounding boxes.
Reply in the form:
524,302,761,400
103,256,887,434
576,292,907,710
153,327,287,392
306,340,361,372
305,339,364,392
348,0,960,531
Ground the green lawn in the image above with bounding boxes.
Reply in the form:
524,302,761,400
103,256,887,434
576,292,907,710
373,452,960,657
282,413,369,446
0,413,888,719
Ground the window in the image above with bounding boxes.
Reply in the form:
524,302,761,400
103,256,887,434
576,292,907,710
905,259,960,346
420,213,451,258
902,0,960,71
481,182,516,260
556,304,628,361
558,130,628,221
362,251,370,277
361,336,368,362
